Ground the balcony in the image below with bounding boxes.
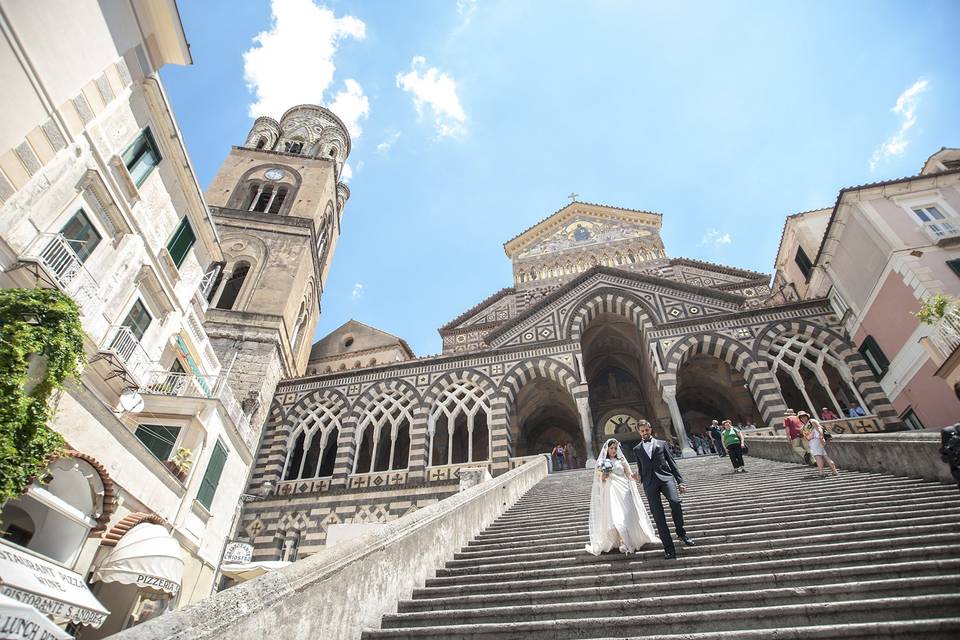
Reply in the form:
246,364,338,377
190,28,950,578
86,325,155,399
921,219,960,246
138,370,255,453
18,233,101,316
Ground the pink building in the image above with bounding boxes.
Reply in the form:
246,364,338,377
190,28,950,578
772,148,960,429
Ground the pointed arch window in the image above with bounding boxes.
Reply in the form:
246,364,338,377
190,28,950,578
352,390,413,474
285,141,303,154
765,333,868,419
429,382,491,466
282,399,342,480
215,262,250,310
255,138,267,150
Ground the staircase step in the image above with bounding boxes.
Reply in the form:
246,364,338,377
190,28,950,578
384,575,960,628
362,594,957,638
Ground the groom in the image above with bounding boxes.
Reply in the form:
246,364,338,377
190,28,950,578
631,420,695,559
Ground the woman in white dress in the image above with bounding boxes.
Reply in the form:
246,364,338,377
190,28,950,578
798,411,838,478
585,438,659,556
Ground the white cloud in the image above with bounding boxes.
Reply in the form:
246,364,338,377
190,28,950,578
869,79,930,171
701,229,732,247
329,79,369,139
351,283,364,299
396,56,467,138
243,0,368,136
376,131,402,154
340,162,353,182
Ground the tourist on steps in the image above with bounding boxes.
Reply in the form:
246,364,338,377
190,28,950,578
631,421,695,560
721,419,747,473
798,411,838,478
585,438,658,556
784,409,812,465
564,441,579,470
552,442,566,471
709,420,726,457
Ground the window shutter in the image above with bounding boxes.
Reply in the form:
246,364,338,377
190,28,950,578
167,217,196,268
859,335,890,379
197,441,228,509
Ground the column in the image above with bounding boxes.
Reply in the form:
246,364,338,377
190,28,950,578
405,407,430,482
575,395,595,465
662,385,696,458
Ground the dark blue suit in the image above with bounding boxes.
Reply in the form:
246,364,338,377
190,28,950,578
633,438,687,555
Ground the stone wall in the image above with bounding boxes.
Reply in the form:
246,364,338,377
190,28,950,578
112,457,549,640
744,431,953,484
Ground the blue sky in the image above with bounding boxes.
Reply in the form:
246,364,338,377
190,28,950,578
162,0,960,357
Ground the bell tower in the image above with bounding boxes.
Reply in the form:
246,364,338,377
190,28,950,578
202,104,351,430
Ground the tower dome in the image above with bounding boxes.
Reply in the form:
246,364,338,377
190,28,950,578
241,104,352,168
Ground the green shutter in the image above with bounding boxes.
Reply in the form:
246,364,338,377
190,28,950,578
167,217,196,268
135,424,180,461
197,441,228,509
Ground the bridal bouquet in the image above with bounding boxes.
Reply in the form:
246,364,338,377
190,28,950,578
598,458,615,478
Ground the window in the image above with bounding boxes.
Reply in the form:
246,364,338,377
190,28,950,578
947,259,960,278
60,209,102,262
859,335,890,379
166,217,196,268
255,138,267,150
135,424,181,461
215,262,249,310
252,185,273,212
197,440,228,509
285,141,303,154
120,299,152,341
123,128,161,187
900,408,924,430
268,187,288,214
912,205,947,223
794,245,814,279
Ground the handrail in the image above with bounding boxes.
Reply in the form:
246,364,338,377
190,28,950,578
20,233,101,315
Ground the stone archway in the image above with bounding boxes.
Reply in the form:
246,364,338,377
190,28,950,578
512,377,585,466
676,354,763,437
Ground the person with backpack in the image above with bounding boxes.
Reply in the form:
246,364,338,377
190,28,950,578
721,419,747,473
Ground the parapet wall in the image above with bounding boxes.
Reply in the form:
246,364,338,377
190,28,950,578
113,457,549,640
744,431,952,484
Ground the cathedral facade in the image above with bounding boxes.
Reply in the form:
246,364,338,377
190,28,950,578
236,201,902,560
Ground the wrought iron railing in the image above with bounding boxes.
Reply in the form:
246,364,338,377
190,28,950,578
101,325,153,383
20,233,100,315
139,369,254,451
930,306,960,359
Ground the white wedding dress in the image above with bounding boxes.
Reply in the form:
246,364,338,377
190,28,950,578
585,438,659,555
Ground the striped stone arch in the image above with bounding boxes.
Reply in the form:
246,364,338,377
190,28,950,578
754,319,901,429
334,379,422,485
251,399,294,490
274,389,349,485
423,368,498,404
563,287,657,342
660,332,786,427
421,370,498,473
494,358,583,474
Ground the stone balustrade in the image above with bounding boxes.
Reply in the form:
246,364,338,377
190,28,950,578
112,456,549,640
744,430,952,484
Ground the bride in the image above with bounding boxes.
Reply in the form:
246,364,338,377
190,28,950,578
585,438,659,555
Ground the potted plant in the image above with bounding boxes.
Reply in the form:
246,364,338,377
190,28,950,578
164,448,193,482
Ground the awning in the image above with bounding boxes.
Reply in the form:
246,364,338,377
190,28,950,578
0,540,108,628
92,524,183,597
219,561,289,582
0,592,72,640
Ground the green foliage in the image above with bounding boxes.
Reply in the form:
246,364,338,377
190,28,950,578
915,294,954,325
0,288,85,503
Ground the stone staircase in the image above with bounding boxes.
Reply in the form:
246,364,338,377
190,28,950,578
361,455,960,639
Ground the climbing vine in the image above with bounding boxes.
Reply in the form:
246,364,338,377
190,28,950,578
0,288,85,503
